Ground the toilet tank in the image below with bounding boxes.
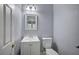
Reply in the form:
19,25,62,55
42,37,52,49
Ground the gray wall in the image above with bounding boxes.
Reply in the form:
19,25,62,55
23,4,53,38
53,4,79,55
12,5,22,54
12,5,22,41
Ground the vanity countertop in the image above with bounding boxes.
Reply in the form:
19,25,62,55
21,36,40,42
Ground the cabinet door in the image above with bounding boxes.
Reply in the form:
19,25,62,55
21,42,31,55
31,42,40,55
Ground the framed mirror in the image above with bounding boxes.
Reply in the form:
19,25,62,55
25,14,38,30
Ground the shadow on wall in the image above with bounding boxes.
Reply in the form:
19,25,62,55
14,36,24,55
38,37,43,53
51,40,59,53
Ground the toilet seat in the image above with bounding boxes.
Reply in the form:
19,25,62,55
46,49,58,55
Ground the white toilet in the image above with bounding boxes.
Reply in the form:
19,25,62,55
42,37,58,55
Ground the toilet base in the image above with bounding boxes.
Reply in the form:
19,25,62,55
46,49,58,55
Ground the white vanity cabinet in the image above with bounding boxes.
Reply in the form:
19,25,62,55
21,36,40,55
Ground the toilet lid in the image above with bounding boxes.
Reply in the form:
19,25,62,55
46,49,58,55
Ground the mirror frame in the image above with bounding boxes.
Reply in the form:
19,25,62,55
24,14,38,31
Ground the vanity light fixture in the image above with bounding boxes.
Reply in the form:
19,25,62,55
26,4,36,11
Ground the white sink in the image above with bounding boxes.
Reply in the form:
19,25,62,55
22,36,40,42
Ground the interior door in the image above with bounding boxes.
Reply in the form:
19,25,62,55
4,5,13,55
0,5,4,54
0,5,13,55
5,5,12,44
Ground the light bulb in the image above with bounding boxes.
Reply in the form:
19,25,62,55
31,6,36,11
26,4,36,11
26,6,30,11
